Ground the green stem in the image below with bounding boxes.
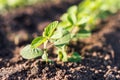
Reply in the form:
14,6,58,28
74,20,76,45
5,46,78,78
57,46,68,62
61,46,68,62
43,40,48,62
57,50,63,61
71,26,79,38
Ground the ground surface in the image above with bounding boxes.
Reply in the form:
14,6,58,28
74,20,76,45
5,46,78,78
0,0,120,80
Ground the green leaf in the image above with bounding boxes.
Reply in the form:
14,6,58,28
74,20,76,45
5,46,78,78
97,11,112,19
76,30,91,39
67,6,77,25
58,22,73,32
61,5,77,25
67,5,77,14
60,14,73,30
51,27,64,39
20,45,43,59
51,28,71,47
54,32,71,47
61,13,69,21
51,27,69,39
68,13,77,25
77,13,89,25
43,21,58,37
78,0,90,12
68,52,81,62
31,36,47,48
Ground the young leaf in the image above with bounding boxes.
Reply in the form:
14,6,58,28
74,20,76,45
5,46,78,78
51,27,69,39
54,33,71,47
61,13,69,21
75,30,91,39
67,5,77,14
51,27,64,39
68,13,77,25
31,36,47,48
68,52,81,62
20,45,43,59
77,13,89,25
78,0,90,12
43,21,58,37
97,11,112,19
68,6,77,24
51,28,71,47
58,22,74,32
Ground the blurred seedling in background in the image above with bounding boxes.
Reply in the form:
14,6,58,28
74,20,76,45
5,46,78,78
59,0,120,41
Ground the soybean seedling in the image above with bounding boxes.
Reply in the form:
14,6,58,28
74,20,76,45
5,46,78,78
20,21,81,62
59,0,120,40
20,21,58,62
58,5,91,40
51,27,71,62
51,27,81,62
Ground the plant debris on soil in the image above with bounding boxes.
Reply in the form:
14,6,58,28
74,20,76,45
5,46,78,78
0,0,120,80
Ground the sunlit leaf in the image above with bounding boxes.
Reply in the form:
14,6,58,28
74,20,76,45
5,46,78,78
43,21,58,37
20,45,43,59
58,22,73,32
75,30,91,39
67,5,77,14
61,13,69,21
51,27,68,39
31,36,47,48
68,52,81,62
68,13,77,25
67,5,77,25
51,28,71,47
54,32,71,47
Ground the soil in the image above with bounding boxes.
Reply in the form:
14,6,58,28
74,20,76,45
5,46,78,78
0,0,120,80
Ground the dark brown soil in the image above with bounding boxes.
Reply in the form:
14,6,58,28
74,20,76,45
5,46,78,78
0,0,120,80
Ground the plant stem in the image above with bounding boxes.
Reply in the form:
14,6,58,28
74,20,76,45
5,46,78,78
71,26,79,38
62,46,68,62
43,40,48,62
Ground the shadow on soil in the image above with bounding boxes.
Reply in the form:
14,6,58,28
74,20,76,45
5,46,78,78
103,27,120,67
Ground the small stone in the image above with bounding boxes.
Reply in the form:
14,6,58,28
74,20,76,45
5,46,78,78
98,69,102,72
92,52,97,56
90,68,95,71
116,75,120,78
107,65,111,69
7,63,10,67
104,55,110,60
95,70,99,74
0,58,2,61
113,66,117,70
118,70,120,73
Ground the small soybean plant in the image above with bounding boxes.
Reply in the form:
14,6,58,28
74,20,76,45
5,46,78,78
51,27,71,62
59,0,120,40
20,21,59,62
59,5,91,40
20,21,80,62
